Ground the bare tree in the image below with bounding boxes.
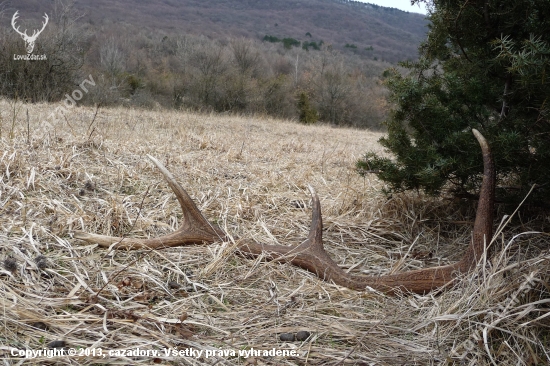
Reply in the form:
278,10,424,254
100,37,127,88
314,59,351,124
230,38,260,76
188,40,227,107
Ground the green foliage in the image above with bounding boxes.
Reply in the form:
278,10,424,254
297,91,318,124
264,35,301,50
125,74,143,95
282,38,300,49
302,41,320,51
263,35,280,43
358,0,550,203
305,32,312,38
344,43,357,49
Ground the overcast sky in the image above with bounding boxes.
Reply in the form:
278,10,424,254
359,1,428,14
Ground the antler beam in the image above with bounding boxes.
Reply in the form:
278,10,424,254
74,129,495,294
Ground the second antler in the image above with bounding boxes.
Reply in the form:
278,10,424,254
75,129,495,294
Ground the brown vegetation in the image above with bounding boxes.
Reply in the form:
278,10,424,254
8,0,427,62
0,0,421,128
0,101,548,364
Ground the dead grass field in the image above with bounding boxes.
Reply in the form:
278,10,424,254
0,99,549,365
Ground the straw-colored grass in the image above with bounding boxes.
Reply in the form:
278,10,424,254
0,99,548,365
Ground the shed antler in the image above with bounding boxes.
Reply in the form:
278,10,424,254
75,129,495,294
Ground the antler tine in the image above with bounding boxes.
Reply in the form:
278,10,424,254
146,155,211,231
306,185,323,246
74,156,225,249
459,129,495,271
233,186,354,286
145,154,227,242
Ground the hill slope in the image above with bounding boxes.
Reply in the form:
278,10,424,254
5,0,428,63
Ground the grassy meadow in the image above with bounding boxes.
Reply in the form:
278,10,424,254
0,99,548,365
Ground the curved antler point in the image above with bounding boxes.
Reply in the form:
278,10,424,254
472,128,488,148
307,184,316,197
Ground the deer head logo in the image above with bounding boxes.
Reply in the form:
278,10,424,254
11,11,49,54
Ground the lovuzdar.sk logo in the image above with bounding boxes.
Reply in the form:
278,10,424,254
12,11,48,61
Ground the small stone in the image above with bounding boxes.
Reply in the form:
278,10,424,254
30,322,48,330
279,333,295,342
35,255,49,270
47,340,66,349
296,331,310,341
84,181,95,191
3,257,17,272
168,281,180,289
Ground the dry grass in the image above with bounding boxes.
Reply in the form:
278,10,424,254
0,99,548,365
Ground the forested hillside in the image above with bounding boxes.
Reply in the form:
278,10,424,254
0,0,428,127
5,0,427,62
